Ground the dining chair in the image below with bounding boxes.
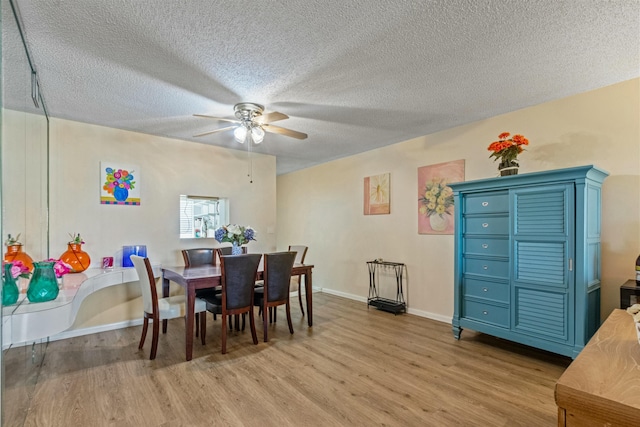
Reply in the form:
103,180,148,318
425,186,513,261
131,255,207,360
182,248,217,267
199,253,262,354
182,248,221,331
288,245,309,315
254,251,297,342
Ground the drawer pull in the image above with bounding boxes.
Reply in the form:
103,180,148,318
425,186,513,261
482,287,488,292
482,310,488,315
482,244,488,249
482,202,489,207
483,265,488,270
482,223,489,228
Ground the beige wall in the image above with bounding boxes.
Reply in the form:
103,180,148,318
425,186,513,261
48,118,277,329
277,78,640,323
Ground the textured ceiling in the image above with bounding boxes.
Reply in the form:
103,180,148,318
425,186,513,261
8,0,640,174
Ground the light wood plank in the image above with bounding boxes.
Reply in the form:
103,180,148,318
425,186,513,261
4,294,570,426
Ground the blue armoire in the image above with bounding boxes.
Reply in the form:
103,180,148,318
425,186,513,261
450,165,608,358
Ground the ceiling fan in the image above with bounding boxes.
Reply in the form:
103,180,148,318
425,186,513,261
193,102,307,143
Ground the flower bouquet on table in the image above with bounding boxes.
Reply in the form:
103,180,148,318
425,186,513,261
214,224,256,255
627,304,640,345
487,132,530,176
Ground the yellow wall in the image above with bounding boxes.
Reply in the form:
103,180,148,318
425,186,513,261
277,78,640,322
47,118,277,329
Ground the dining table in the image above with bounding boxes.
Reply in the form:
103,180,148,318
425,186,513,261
162,262,314,361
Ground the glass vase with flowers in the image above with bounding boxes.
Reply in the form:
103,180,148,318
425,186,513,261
214,224,256,255
2,260,31,305
487,132,530,176
59,233,91,272
26,258,71,303
3,233,34,272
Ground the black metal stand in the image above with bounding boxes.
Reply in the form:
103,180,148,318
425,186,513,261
367,260,406,314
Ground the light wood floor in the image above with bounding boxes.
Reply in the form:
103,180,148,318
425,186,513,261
3,293,571,426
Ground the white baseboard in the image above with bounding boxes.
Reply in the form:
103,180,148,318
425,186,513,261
320,288,451,324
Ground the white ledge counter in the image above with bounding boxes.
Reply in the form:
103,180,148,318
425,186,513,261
4,265,160,346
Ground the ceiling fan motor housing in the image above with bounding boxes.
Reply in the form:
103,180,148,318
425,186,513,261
234,102,264,122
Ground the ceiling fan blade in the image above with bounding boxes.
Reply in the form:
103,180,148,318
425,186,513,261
193,125,236,137
193,114,241,125
263,124,308,140
255,111,289,124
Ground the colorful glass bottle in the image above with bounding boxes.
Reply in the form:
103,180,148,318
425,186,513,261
3,244,34,272
2,263,20,305
27,261,59,303
60,243,91,273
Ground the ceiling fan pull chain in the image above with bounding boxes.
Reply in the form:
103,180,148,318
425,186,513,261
247,131,253,184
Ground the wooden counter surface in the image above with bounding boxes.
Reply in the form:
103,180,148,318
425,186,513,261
555,309,640,426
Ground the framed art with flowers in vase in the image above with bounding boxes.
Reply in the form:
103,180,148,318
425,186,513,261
100,162,140,205
418,160,465,235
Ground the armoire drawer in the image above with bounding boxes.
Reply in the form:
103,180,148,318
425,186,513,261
465,215,509,235
464,258,510,279
463,299,509,327
464,237,509,257
464,278,509,303
464,192,509,214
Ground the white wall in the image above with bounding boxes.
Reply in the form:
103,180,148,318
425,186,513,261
47,118,277,329
277,78,640,323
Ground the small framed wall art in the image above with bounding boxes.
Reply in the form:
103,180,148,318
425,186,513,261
100,162,140,205
364,172,390,215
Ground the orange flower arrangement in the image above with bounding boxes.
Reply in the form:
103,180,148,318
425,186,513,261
487,132,529,164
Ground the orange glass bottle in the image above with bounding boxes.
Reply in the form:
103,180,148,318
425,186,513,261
3,244,34,272
60,243,91,273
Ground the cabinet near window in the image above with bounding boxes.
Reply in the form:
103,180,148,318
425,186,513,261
450,165,608,358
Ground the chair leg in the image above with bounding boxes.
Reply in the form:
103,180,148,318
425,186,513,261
162,319,168,334
263,304,269,342
195,313,200,337
286,301,294,334
200,312,206,345
297,276,305,316
235,314,240,331
139,316,149,350
229,315,233,330
249,308,258,345
150,317,160,360
221,314,228,354
274,307,277,323
241,313,246,331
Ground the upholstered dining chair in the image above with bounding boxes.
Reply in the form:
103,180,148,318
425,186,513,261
131,255,207,360
182,248,221,330
254,251,297,342
199,253,262,354
288,245,309,315
182,248,217,267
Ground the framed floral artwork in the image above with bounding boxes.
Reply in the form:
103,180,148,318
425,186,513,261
100,162,140,205
418,160,464,234
364,173,390,215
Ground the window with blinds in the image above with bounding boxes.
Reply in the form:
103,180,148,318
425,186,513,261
179,195,228,239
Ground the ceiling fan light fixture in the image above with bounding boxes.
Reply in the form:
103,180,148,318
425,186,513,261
233,124,264,144
251,126,265,144
234,125,247,143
